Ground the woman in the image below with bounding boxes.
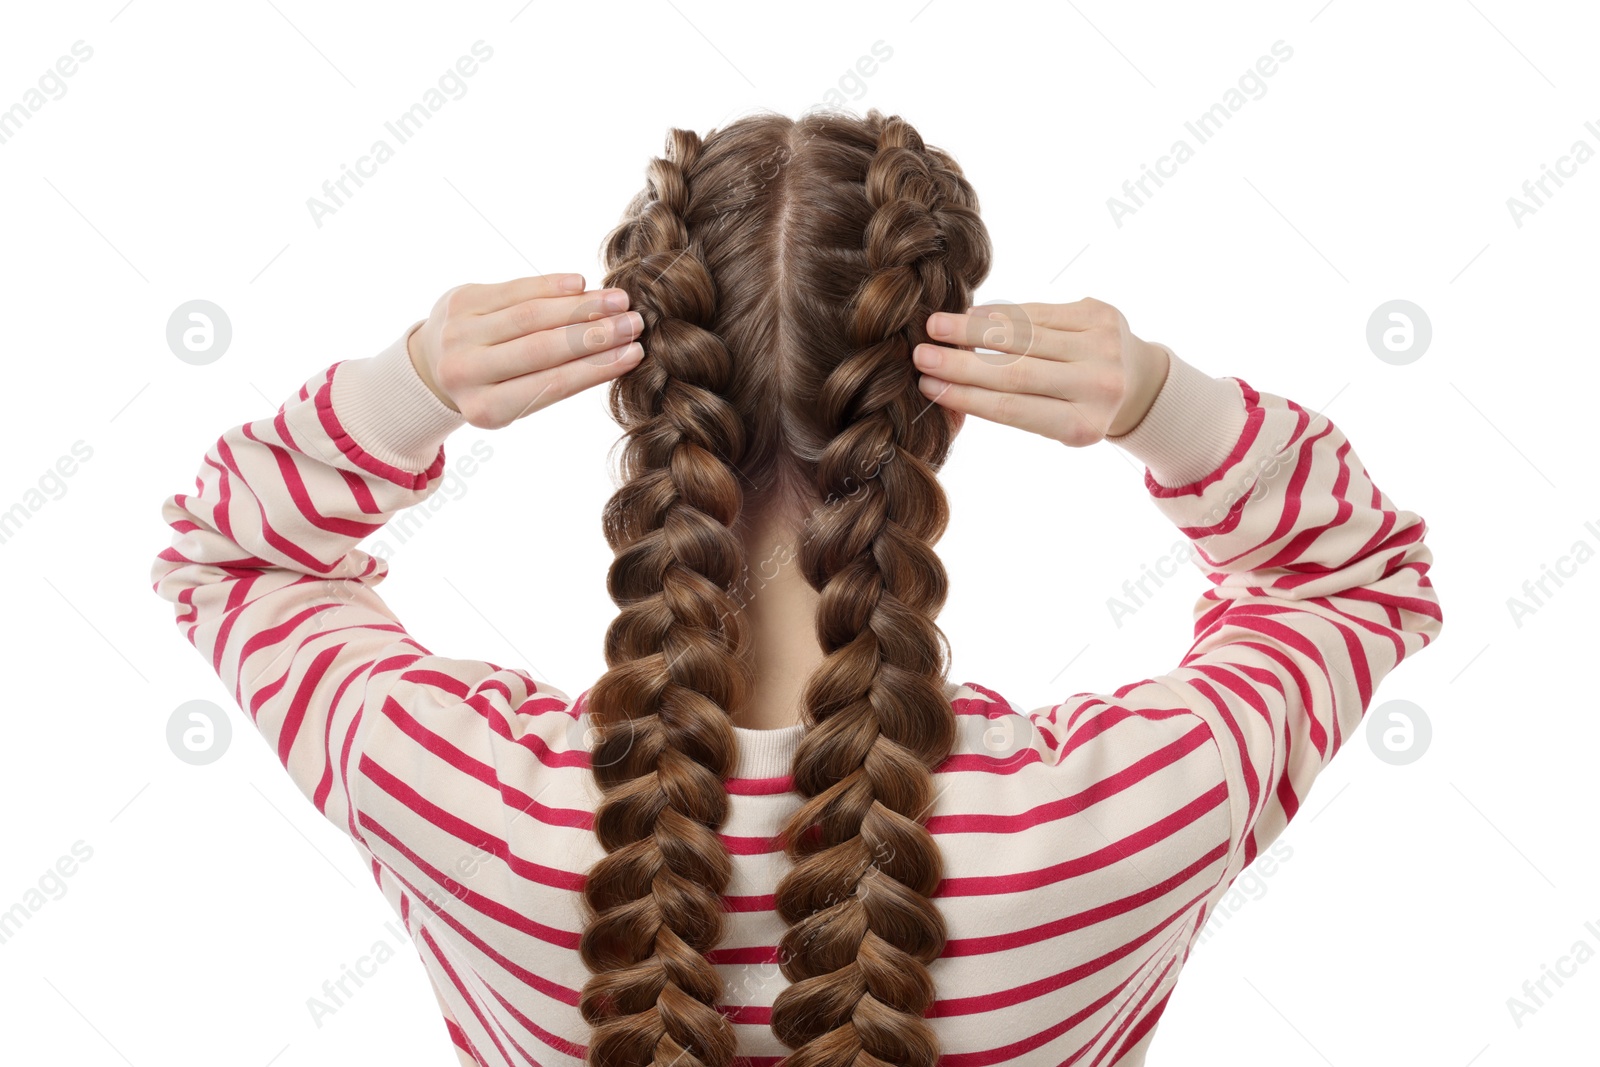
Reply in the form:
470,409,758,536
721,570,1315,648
151,108,1443,1066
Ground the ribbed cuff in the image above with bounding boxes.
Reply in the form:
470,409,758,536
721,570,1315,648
1106,344,1248,489
329,319,468,474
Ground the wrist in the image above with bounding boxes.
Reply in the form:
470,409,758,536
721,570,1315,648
407,323,458,411
1106,339,1170,438
329,319,469,474
1105,345,1248,488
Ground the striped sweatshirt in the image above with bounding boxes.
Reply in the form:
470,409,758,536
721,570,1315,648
150,320,1443,1066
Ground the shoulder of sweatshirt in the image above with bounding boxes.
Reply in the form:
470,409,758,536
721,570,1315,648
328,325,1251,491
1105,342,1250,490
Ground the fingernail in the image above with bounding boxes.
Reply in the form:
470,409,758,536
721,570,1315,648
914,344,940,368
562,274,585,292
621,342,643,363
927,313,952,339
602,289,629,311
625,310,643,333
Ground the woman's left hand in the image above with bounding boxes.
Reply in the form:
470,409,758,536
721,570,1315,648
407,273,645,429
913,297,1170,446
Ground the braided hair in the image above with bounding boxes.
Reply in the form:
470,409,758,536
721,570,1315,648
581,109,992,1067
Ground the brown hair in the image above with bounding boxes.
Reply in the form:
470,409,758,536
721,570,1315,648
578,107,992,1067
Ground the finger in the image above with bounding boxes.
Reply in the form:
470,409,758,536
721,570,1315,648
916,374,1103,444
925,296,1122,355
1001,298,1122,332
913,344,1117,402
468,273,587,311
476,310,644,381
925,310,1101,365
481,341,643,425
473,287,631,346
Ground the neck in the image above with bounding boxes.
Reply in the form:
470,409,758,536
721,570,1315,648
728,503,823,731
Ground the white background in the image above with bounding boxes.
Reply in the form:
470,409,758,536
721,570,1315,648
1,0,1595,1064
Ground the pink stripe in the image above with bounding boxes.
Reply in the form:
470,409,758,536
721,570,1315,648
936,783,1227,897
726,774,793,795
482,977,588,1061
358,752,587,892
276,642,341,768
375,825,584,1006
1143,379,1267,499
312,654,366,814
442,1016,478,1061
925,720,1214,836
214,439,343,574
720,833,781,855
1183,674,1260,834
416,924,533,1067
934,895,1203,1017
1089,937,1182,1067
360,816,582,949
935,749,1046,774
706,842,1226,968
1104,987,1172,1066
315,368,447,489
942,843,1226,957
706,943,779,965
377,689,593,830
934,915,1190,1055
941,964,1138,1067
246,417,384,539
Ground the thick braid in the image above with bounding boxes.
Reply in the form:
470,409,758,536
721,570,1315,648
770,112,991,1067
577,128,752,1067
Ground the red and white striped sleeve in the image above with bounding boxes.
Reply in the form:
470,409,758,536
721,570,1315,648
149,320,573,838
1037,348,1443,884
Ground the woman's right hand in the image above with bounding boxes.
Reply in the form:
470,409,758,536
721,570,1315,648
912,296,1171,446
407,272,646,429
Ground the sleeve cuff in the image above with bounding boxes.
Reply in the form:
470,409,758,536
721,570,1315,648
1106,344,1248,489
329,319,468,473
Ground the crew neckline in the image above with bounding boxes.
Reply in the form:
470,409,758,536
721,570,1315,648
570,680,965,780
729,721,807,779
